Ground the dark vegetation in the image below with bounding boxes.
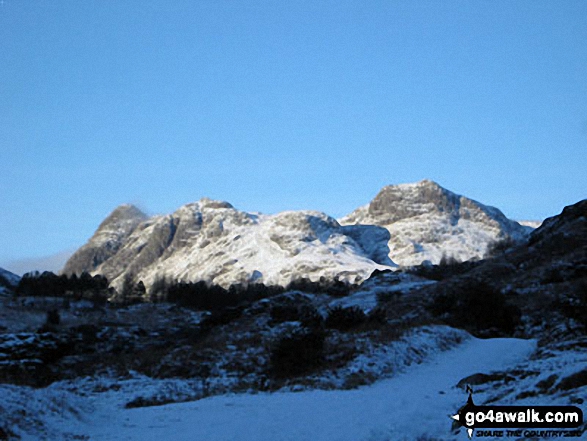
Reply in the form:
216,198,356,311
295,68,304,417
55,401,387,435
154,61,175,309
484,236,519,258
125,395,179,409
45,309,60,326
269,303,323,328
149,277,352,311
16,271,110,305
6,261,525,389
553,280,587,332
325,305,366,331
270,326,326,378
164,280,282,311
14,272,352,312
118,274,146,305
428,280,522,337
406,255,481,281
0,273,13,289
0,426,17,440
4,272,361,387
0,332,76,387
286,278,351,297
266,302,392,380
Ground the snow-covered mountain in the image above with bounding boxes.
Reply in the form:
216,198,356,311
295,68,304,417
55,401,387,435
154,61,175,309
62,204,149,278
517,219,542,229
3,199,585,440
63,180,529,289
63,199,391,290
0,267,20,296
339,179,529,266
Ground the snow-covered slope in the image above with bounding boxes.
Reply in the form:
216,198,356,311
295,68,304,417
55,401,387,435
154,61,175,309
64,199,391,290
0,267,20,296
0,267,20,287
27,335,534,441
63,180,528,290
339,180,528,266
517,220,542,229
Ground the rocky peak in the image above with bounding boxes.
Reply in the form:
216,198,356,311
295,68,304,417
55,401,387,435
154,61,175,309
197,198,234,210
62,181,536,290
62,205,149,276
96,204,148,231
339,180,528,266
367,180,461,224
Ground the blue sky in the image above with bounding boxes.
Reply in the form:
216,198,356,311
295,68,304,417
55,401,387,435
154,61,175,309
1,0,586,266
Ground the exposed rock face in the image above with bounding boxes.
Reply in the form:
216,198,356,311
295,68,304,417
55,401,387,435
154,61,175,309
63,199,390,290
62,204,148,277
339,180,529,266
62,181,531,290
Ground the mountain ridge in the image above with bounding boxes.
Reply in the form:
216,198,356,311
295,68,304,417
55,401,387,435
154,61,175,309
62,180,530,290
63,199,392,290
339,179,529,266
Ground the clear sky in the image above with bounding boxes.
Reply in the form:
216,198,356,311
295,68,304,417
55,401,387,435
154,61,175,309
1,0,586,266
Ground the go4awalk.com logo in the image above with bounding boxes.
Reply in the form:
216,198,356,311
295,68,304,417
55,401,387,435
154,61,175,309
451,388,583,439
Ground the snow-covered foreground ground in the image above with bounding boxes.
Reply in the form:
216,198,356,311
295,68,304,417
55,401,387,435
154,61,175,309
76,337,535,441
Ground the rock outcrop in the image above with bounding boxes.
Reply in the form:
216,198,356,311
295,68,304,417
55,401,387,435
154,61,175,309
339,180,529,266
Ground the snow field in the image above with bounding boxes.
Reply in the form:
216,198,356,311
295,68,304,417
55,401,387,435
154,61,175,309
82,337,536,441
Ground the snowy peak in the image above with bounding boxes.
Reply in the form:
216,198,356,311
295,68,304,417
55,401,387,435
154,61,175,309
343,180,516,228
196,197,234,210
62,204,148,276
64,199,389,291
96,204,148,231
340,180,528,266
368,179,461,224
517,220,542,230
83,198,253,285
63,181,532,290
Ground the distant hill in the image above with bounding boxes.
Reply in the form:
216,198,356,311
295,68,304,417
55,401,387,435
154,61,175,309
3,249,76,277
0,267,20,296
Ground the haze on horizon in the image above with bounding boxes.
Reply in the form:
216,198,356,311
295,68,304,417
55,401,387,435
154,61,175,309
1,0,586,267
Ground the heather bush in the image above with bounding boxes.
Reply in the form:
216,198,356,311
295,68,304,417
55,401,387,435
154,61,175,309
325,305,366,331
269,327,325,378
429,280,521,336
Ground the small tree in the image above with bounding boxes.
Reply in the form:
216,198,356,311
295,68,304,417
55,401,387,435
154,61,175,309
120,274,134,300
149,276,169,302
135,281,146,296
